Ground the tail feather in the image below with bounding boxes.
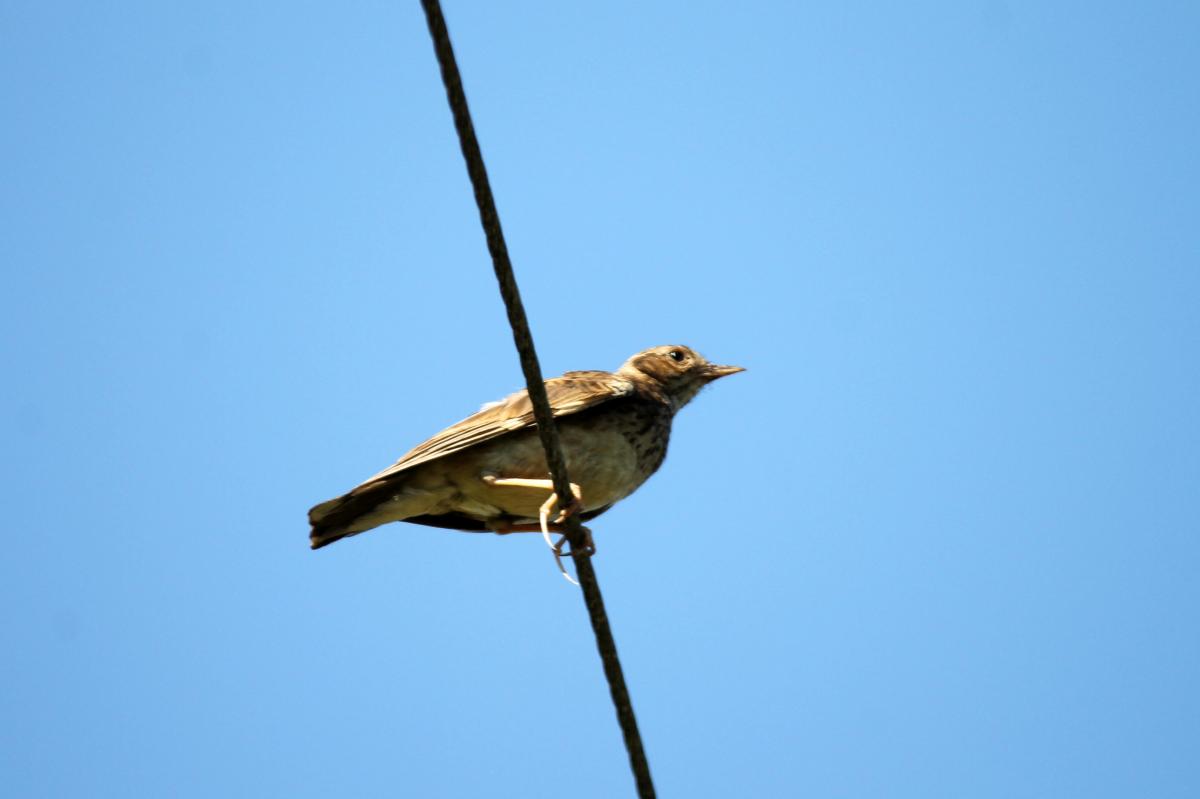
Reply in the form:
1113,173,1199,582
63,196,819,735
308,497,357,550
308,477,455,550
308,482,393,550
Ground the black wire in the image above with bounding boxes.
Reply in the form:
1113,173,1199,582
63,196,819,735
419,2,656,797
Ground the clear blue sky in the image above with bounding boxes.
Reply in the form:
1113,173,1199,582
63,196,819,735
2,2,1197,796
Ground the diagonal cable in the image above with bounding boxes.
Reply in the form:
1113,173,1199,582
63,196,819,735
419,2,656,796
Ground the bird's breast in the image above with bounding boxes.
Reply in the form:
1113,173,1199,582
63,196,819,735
425,430,615,520
439,399,673,520
560,399,673,505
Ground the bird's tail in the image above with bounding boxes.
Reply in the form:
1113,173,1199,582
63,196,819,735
309,473,458,549
308,482,395,550
308,495,355,549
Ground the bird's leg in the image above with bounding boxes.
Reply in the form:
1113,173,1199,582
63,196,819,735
481,475,586,584
480,475,583,551
540,483,584,539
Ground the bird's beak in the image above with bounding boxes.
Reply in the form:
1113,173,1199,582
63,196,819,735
702,363,746,381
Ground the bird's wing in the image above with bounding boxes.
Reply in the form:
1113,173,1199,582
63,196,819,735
351,371,633,491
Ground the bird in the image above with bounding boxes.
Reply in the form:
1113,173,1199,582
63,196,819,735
307,345,744,562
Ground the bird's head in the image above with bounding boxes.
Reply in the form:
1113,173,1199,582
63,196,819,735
618,345,744,409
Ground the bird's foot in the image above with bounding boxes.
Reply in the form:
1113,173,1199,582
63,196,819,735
553,497,583,524
538,482,583,551
553,528,595,558
551,526,593,585
479,474,588,584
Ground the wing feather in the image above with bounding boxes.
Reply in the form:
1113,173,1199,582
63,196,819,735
350,372,632,491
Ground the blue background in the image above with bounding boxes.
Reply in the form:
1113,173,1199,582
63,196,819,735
2,1,1197,796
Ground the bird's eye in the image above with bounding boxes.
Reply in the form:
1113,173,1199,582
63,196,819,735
668,350,685,362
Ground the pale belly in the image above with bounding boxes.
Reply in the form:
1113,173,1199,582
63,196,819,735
410,417,649,524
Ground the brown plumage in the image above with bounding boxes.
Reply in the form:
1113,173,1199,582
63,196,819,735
308,345,743,550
